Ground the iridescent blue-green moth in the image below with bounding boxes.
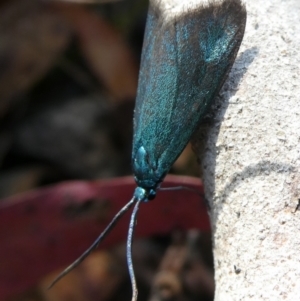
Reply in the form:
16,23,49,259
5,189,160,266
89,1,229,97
50,1,247,300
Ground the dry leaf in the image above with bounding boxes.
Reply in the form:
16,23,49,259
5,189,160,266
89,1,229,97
0,0,71,118
55,3,138,101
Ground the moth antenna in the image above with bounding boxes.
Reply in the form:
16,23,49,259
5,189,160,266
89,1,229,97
48,197,136,289
127,198,142,301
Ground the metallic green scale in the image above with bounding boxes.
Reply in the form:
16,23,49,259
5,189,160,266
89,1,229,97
132,0,247,199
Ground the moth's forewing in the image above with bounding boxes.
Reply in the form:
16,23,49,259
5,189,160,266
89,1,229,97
132,0,246,186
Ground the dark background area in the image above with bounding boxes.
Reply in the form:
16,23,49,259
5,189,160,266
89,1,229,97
0,0,213,300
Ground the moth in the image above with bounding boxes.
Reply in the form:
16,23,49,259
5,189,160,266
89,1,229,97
50,1,247,300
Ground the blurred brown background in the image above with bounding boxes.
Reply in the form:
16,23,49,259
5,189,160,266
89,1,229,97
0,0,213,300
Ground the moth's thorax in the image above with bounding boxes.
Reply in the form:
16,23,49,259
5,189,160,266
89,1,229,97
132,146,164,189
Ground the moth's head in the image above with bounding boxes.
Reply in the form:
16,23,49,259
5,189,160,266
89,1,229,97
134,186,156,202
